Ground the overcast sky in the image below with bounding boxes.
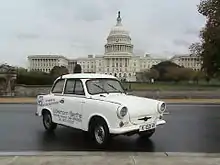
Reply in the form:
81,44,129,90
0,0,206,67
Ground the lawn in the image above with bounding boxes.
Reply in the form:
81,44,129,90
122,81,220,91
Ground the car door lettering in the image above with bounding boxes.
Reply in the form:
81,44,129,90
69,111,82,122
38,98,59,106
52,109,82,124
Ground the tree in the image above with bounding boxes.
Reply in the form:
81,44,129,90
17,67,28,74
164,68,181,83
50,66,69,78
189,42,202,56
190,0,220,77
17,70,54,85
136,72,145,82
163,67,194,83
148,69,159,80
191,70,206,84
179,68,195,81
73,64,82,73
151,61,182,81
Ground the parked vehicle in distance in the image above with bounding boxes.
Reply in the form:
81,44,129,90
35,73,166,146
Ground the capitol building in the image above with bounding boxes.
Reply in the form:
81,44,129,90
28,11,202,81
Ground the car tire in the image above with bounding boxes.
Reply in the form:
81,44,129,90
139,128,155,139
90,119,111,147
42,111,57,131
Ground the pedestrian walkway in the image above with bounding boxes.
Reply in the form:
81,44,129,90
0,97,36,103
0,152,220,165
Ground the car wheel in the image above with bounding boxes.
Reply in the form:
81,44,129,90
42,111,57,131
90,119,111,147
139,128,155,139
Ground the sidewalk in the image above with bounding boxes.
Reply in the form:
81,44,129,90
1,97,220,104
0,152,220,165
0,97,36,104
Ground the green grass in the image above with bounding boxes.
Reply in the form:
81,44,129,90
122,81,220,91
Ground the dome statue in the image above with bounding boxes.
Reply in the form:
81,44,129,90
104,11,133,55
108,11,130,37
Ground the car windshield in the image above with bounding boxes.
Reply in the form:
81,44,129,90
86,78,125,95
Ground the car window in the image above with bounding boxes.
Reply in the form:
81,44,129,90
51,79,65,94
74,80,85,95
86,78,124,95
64,79,75,94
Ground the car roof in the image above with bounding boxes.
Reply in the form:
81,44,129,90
58,73,118,80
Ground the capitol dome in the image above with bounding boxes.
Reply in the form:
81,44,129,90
104,11,133,56
109,25,130,36
108,12,130,37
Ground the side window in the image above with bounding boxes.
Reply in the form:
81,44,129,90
51,79,65,94
74,80,85,95
64,79,75,94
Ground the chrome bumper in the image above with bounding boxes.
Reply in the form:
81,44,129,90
109,119,166,134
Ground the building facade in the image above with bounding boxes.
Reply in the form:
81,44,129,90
27,55,76,73
27,11,202,81
170,54,202,71
74,11,166,81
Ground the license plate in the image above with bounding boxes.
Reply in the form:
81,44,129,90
139,123,156,132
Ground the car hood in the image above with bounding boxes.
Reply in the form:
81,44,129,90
91,93,163,117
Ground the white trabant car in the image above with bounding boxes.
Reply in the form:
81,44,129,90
35,73,166,146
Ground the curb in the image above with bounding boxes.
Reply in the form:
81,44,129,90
0,151,220,157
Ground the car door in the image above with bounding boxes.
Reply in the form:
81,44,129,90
62,78,85,129
49,78,67,125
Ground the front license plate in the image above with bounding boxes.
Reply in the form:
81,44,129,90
139,123,156,132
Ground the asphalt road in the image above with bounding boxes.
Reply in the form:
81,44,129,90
0,103,220,153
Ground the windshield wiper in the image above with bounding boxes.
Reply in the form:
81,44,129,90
107,83,123,93
93,84,109,94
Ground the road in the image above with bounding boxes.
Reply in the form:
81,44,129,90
0,103,220,153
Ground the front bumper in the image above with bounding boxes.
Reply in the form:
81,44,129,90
109,119,166,134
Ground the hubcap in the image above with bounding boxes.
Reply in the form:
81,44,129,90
94,126,105,144
44,114,51,128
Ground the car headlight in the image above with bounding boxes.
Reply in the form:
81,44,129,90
157,102,166,113
117,106,128,119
